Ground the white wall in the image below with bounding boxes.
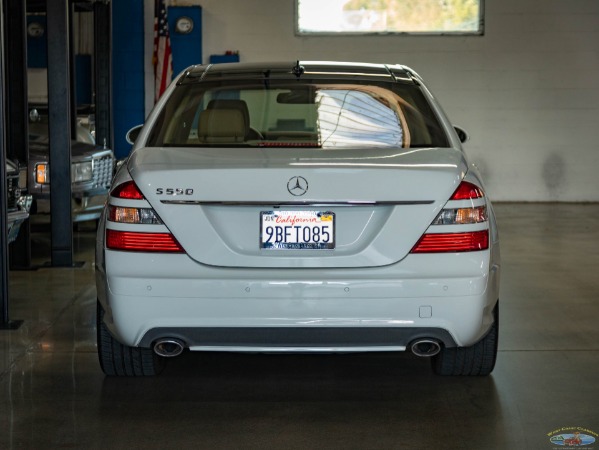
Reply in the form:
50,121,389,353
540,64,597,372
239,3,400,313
171,0,599,201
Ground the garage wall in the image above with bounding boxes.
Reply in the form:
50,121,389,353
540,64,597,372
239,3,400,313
169,0,599,201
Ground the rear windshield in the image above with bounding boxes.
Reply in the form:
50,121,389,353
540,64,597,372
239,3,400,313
146,80,448,148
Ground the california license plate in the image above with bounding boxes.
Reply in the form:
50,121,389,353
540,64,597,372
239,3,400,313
260,211,335,250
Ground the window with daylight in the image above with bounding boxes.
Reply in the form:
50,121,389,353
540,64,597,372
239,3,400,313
296,0,483,35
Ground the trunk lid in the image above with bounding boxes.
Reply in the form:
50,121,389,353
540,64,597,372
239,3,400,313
128,146,466,268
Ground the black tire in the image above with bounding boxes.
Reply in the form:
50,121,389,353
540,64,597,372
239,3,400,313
96,300,166,376
432,303,498,376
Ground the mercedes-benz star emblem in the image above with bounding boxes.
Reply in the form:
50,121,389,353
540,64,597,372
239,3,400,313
287,176,309,196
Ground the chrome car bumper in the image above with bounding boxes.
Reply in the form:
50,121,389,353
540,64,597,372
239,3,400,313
7,195,32,243
35,189,107,222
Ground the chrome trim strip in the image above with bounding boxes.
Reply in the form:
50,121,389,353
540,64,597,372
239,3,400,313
159,200,435,206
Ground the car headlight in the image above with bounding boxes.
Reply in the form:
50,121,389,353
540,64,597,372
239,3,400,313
35,163,49,184
71,161,93,183
36,161,94,184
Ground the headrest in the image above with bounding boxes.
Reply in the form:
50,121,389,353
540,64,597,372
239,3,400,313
198,109,246,142
207,100,250,134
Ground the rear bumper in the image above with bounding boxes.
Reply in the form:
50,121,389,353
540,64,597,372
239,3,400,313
97,245,500,351
138,327,458,352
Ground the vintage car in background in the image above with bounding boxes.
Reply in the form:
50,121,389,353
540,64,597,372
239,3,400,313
5,159,32,243
28,107,115,223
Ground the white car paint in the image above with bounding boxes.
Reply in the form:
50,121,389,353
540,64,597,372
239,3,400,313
95,61,500,376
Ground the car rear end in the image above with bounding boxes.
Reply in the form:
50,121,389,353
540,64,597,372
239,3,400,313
96,62,499,376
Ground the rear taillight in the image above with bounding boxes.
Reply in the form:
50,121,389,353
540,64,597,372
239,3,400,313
433,206,487,225
111,180,145,199
107,179,181,252
106,230,184,253
108,205,162,224
450,181,484,200
411,231,489,253
411,180,489,253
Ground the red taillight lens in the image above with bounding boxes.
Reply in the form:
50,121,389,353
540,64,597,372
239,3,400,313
411,230,489,253
111,180,145,200
106,230,184,253
451,181,484,200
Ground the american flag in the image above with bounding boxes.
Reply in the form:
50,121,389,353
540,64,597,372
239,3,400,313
153,0,172,102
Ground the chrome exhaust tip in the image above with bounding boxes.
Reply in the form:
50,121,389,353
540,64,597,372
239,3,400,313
153,338,185,357
410,339,442,357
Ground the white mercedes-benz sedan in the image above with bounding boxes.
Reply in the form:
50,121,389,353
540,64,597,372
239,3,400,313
96,61,500,377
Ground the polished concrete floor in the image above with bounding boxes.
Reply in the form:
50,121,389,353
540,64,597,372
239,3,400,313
1,204,599,449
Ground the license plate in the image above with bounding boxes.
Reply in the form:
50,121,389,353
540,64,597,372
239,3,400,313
260,211,335,250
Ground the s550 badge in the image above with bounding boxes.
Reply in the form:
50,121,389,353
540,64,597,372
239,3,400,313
156,188,194,195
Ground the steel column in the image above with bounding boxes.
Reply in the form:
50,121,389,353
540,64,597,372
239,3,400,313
4,0,31,269
47,0,74,267
1,0,22,329
94,0,113,151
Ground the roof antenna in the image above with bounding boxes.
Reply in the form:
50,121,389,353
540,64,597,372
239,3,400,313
292,60,305,78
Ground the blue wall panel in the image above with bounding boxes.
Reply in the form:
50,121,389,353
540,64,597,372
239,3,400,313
168,6,202,76
112,1,145,158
